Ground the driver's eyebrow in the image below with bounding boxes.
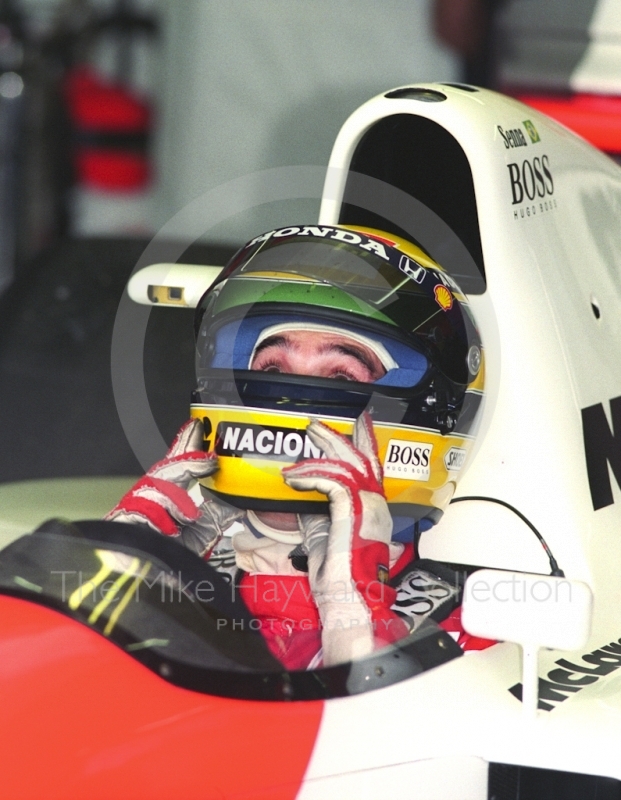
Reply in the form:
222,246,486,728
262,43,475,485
323,341,383,375
253,335,289,357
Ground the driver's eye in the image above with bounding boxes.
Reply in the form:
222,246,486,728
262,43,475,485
262,366,281,373
331,371,356,382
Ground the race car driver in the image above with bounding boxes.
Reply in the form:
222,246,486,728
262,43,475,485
108,224,490,669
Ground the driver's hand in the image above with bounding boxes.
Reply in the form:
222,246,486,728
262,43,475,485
106,419,240,556
283,413,409,665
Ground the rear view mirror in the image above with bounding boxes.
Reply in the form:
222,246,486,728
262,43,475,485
128,263,224,307
462,569,593,716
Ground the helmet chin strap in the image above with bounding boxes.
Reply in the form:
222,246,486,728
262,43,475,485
246,509,303,544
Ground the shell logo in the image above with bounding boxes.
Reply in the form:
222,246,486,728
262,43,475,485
434,284,453,311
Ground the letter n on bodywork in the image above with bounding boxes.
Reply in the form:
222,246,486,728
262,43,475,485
582,396,621,510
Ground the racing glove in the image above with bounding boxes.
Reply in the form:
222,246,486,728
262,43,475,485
106,419,242,557
283,413,409,666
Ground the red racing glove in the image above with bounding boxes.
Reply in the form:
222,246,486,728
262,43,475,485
107,419,242,556
283,413,409,666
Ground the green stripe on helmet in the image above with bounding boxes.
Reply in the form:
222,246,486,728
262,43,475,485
211,276,398,327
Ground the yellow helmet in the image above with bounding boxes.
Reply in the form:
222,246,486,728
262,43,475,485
191,224,484,529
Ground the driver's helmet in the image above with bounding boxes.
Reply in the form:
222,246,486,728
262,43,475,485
191,224,484,528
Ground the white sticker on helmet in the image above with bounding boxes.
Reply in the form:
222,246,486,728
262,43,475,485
444,447,467,471
383,439,433,481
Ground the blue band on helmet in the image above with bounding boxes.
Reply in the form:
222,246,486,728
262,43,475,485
210,317,266,370
210,315,428,388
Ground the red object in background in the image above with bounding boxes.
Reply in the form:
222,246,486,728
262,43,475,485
516,92,621,154
64,66,150,132
75,149,150,191
64,66,152,191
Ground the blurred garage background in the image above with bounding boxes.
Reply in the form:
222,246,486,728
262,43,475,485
0,0,619,512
